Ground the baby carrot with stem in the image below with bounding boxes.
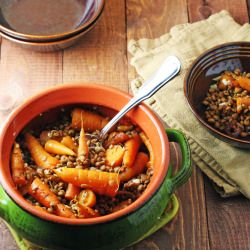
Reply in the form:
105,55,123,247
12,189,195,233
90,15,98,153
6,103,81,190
71,108,109,132
78,126,89,158
123,134,141,168
11,142,27,186
45,139,76,156
120,152,149,182
54,168,120,197
25,133,59,169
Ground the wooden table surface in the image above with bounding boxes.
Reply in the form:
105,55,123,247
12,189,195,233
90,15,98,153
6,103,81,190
0,1,250,249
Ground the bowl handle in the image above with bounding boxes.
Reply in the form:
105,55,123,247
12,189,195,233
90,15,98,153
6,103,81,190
140,193,179,240
0,184,9,219
165,128,192,193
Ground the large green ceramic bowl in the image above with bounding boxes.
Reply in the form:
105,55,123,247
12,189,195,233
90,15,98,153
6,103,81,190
0,84,192,250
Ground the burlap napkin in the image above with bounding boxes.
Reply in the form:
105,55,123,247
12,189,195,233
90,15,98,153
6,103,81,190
128,10,250,198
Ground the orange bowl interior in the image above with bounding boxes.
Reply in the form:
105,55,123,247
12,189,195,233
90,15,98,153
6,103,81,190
0,83,170,225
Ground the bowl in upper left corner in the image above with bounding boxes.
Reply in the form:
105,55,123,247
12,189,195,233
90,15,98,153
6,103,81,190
0,0,105,42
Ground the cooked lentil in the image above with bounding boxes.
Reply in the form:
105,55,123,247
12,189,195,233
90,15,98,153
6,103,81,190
202,69,250,138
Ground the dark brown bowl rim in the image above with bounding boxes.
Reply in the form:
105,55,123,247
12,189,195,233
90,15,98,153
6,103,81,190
184,41,250,146
0,15,98,47
0,0,105,41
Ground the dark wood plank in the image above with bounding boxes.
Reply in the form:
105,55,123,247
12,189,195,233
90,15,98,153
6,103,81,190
126,0,189,84
126,1,210,249
188,0,249,24
204,177,250,250
188,2,250,250
0,38,63,250
63,0,128,91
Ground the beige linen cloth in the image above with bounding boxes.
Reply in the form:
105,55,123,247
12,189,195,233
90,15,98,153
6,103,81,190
128,10,250,198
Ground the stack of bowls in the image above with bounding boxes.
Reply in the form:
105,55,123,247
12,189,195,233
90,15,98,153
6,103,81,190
0,0,105,51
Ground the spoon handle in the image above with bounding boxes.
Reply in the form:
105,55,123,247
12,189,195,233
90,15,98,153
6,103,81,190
99,56,181,140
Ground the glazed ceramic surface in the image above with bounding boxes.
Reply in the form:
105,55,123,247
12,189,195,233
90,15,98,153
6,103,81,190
184,42,250,148
0,84,192,249
0,16,100,52
0,0,105,42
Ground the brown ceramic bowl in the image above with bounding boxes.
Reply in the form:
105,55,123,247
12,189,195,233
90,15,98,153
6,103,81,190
0,17,98,52
0,0,105,42
184,42,250,149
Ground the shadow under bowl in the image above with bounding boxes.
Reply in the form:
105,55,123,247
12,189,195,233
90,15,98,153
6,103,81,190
0,0,105,42
184,41,250,149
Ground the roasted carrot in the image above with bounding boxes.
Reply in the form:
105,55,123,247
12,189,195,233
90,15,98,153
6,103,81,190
120,152,149,182
28,177,60,208
25,133,59,169
78,189,96,208
104,132,130,148
61,136,78,153
11,142,27,186
139,132,155,168
218,74,238,89
237,76,250,91
236,97,250,113
105,145,125,167
54,204,76,218
71,108,109,132
78,126,89,157
45,139,76,156
33,205,48,213
74,204,99,218
123,134,141,168
65,183,81,200
54,168,120,197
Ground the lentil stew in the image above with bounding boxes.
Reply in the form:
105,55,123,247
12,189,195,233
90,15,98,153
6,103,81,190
11,106,154,219
202,69,250,138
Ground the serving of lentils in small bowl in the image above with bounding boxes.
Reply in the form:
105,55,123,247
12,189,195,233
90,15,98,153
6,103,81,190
184,42,250,148
202,69,250,138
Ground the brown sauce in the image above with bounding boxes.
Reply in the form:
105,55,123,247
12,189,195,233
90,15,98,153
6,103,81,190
0,0,91,35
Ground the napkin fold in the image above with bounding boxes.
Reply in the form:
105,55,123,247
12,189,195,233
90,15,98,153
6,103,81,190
128,10,250,198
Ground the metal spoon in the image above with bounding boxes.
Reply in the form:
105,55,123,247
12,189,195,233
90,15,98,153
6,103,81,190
99,55,181,141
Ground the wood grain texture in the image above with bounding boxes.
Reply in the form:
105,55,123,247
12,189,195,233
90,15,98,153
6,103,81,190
126,1,209,249
0,40,62,123
188,0,249,24
189,4,250,250
204,177,250,250
63,0,128,91
126,0,189,85
0,15,62,250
